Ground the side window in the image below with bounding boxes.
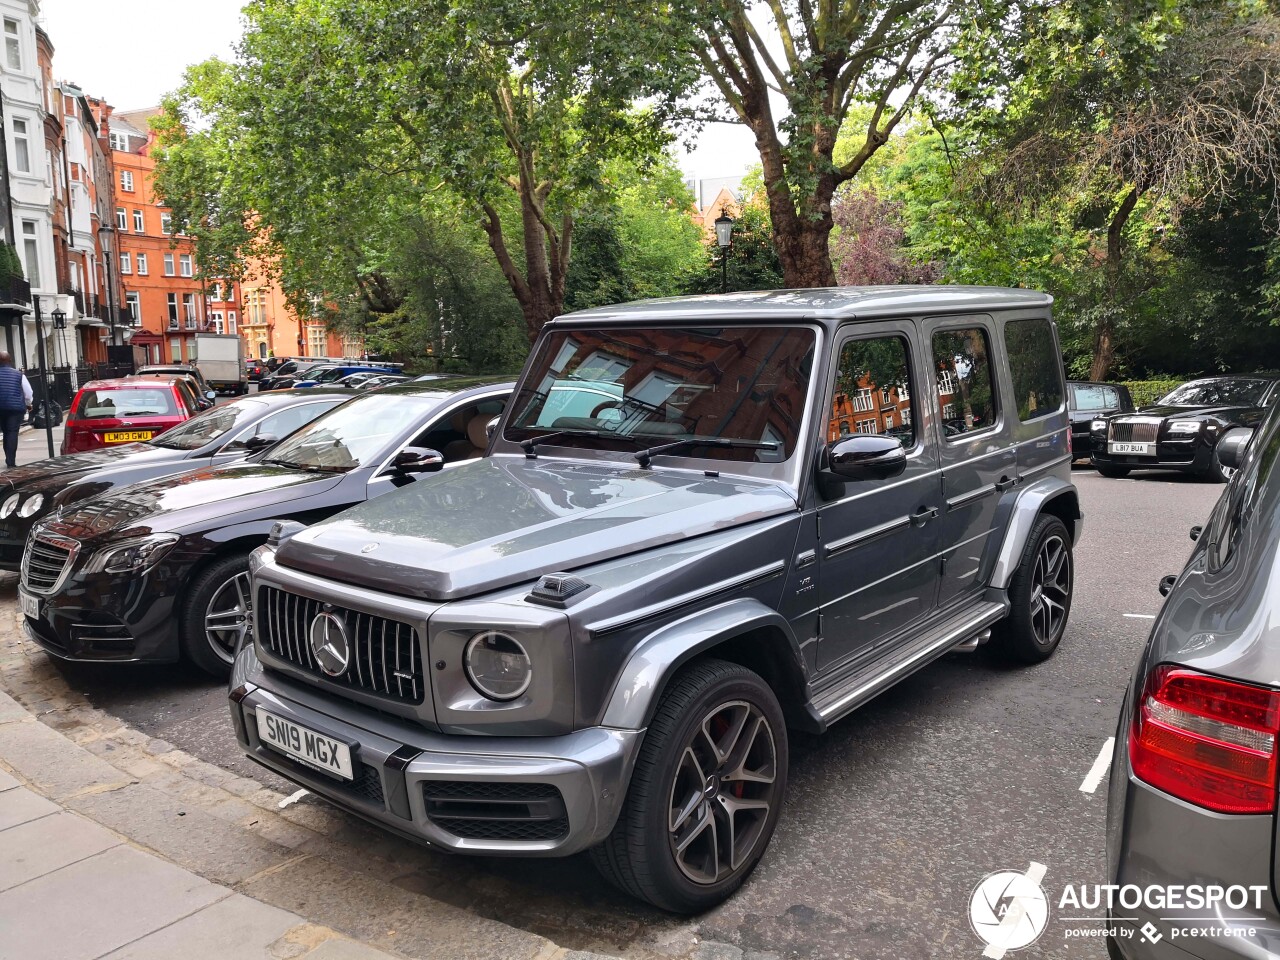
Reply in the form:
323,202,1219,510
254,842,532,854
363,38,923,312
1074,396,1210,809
246,403,335,444
413,398,508,463
829,335,915,448
175,382,197,414
1005,318,1064,422
933,327,997,439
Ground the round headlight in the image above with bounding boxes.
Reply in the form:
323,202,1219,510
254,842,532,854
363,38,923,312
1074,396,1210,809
17,494,43,518
464,631,532,701
0,493,18,518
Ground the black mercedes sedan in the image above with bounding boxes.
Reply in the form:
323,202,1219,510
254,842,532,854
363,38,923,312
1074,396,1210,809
1090,375,1278,481
0,389,351,570
18,377,511,677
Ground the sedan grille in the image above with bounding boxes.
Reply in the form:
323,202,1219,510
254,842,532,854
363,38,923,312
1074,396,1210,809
1110,420,1159,443
21,536,76,594
256,586,424,704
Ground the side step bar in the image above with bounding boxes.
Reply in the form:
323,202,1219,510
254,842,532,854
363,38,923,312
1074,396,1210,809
808,600,1008,729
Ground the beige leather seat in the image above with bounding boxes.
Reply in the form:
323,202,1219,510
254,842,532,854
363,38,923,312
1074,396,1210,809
442,412,492,462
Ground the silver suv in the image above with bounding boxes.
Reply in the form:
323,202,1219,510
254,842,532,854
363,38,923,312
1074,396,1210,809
228,287,1082,913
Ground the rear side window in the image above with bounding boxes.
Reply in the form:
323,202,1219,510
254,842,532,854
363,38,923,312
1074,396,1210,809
933,327,997,439
1071,384,1118,411
829,335,915,448
1006,318,1064,422
73,388,177,419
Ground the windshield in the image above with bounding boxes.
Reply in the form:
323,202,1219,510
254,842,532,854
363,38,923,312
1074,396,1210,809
1159,378,1270,407
263,392,428,471
505,326,817,463
151,398,267,450
311,367,351,383
73,387,177,419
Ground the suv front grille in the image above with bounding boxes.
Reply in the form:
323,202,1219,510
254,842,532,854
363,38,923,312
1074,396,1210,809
256,585,424,704
1111,420,1159,443
422,781,569,842
22,536,76,593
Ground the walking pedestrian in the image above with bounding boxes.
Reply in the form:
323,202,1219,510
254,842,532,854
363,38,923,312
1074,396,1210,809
0,351,32,468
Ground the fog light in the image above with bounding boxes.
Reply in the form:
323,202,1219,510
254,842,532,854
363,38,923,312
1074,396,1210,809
464,631,532,701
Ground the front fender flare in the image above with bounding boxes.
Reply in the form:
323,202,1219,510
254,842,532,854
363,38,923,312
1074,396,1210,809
600,597,799,730
989,475,1081,590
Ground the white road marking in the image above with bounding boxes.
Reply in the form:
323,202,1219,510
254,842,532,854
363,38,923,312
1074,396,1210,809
277,789,309,808
1123,613,1156,619
1080,738,1115,794
983,861,1047,959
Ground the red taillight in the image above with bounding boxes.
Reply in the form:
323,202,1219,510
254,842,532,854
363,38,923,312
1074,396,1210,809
1130,665,1280,814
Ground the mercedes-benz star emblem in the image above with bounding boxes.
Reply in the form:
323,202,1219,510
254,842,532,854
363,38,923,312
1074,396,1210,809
308,612,351,677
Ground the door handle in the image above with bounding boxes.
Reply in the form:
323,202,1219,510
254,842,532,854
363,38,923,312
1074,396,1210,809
995,475,1017,493
910,506,938,526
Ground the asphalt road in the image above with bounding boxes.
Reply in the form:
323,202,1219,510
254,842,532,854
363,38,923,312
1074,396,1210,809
9,463,1224,959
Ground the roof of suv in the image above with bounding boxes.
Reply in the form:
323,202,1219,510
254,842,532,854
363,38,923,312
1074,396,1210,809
559,286,1053,325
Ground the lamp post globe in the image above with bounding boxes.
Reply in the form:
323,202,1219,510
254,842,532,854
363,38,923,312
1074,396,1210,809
714,212,735,294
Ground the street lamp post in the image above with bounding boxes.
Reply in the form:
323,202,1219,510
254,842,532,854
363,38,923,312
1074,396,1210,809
99,223,118,348
31,298,54,457
714,212,735,294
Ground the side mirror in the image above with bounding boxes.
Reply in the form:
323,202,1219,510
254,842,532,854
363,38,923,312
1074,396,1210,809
1216,427,1253,470
1189,525,1203,542
389,446,444,474
241,433,278,454
486,416,501,440
1158,574,1178,597
206,390,217,401
823,435,908,482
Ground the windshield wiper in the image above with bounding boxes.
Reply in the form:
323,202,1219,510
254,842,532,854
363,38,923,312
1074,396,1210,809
633,437,778,470
519,429,603,458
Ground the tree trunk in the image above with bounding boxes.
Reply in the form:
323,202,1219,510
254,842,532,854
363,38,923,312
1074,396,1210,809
758,154,837,287
1088,186,1141,381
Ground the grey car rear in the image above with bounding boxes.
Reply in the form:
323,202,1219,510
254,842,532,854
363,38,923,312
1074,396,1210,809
1106,411,1280,957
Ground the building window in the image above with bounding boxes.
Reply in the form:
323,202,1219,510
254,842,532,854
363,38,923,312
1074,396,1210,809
120,170,134,192
115,207,127,230
119,252,131,274
211,311,224,335
211,283,223,302
169,337,181,363
179,254,192,277
307,325,326,357
851,388,874,413
21,221,39,289
12,118,29,174
132,210,143,233
163,253,174,276
108,131,127,152
136,253,147,275
160,213,172,235
938,369,958,395
182,293,196,327
227,311,237,335
125,291,140,325
4,19,19,71
855,419,878,435
167,293,179,328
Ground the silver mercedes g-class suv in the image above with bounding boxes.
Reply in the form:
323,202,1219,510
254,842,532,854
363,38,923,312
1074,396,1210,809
229,287,1082,913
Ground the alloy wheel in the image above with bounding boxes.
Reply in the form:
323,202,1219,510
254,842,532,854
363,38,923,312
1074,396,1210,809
203,571,253,663
667,699,778,885
1030,534,1070,647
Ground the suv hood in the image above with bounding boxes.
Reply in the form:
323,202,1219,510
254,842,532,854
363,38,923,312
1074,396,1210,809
1135,403,1256,420
278,457,798,601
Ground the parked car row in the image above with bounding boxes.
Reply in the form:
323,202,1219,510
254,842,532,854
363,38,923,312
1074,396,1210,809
1068,374,1276,483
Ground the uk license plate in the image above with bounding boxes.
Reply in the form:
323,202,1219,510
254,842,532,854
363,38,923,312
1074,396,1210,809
103,431,154,443
255,710,353,780
18,588,38,620
1109,442,1154,456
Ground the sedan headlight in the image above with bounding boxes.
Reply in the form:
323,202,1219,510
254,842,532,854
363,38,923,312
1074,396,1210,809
0,493,19,518
1168,420,1202,434
464,631,532,701
16,494,43,518
1091,419,1107,431
83,533,180,576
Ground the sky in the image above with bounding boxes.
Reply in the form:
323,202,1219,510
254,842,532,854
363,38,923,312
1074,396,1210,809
40,0,758,181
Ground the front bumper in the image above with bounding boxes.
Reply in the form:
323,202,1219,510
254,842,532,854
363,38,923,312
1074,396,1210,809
21,564,182,663
1092,440,1214,473
1106,704,1280,959
229,643,643,857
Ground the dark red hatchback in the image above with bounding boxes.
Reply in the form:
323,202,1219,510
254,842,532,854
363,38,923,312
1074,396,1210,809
61,377,201,454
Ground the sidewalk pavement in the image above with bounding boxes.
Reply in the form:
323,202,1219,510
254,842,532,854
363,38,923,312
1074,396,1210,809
0,689,410,960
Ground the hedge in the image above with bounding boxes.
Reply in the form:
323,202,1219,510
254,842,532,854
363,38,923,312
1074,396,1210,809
1121,379,1184,407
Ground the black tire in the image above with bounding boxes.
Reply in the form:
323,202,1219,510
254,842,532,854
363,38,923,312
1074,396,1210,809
1095,464,1130,478
1200,446,1232,483
180,553,253,678
590,658,788,914
990,514,1074,664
